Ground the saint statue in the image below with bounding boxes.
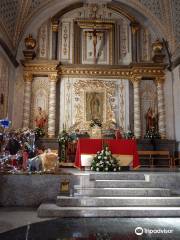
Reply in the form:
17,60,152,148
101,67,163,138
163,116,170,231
145,107,157,131
35,107,47,129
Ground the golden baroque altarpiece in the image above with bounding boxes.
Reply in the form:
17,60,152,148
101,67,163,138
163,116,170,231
21,3,167,139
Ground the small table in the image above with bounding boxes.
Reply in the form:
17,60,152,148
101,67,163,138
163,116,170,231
75,138,140,169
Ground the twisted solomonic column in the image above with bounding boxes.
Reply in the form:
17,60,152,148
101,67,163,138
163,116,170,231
132,77,141,138
48,73,57,138
156,77,166,138
22,72,33,128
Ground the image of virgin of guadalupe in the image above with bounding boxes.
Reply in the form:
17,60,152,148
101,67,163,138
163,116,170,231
86,92,104,122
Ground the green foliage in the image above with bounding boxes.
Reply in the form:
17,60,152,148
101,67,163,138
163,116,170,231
91,145,121,172
124,129,134,139
34,127,45,139
144,127,161,139
58,130,72,145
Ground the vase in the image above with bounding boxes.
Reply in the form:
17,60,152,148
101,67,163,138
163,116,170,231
24,34,36,49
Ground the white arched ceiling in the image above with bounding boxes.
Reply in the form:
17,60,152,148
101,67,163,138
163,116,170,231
0,0,179,60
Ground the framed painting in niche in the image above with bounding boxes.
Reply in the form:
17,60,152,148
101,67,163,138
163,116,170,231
85,91,104,122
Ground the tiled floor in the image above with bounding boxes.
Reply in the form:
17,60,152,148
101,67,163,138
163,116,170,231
0,208,180,239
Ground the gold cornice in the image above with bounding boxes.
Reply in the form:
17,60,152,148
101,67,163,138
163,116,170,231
21,60,59,76
76,19,115,29
58,66,130,79
21,60,165,80
57,63,165,79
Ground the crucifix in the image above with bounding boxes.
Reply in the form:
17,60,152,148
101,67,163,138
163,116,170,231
87,28,103,64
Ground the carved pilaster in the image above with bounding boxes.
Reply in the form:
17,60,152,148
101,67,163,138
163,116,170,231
130,21,140,62
22,72,33,128
51,20,59,60
155,76,166,138
131,76,141,138
48,73,57,138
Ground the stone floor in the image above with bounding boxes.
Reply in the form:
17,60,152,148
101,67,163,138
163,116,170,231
0,208,52,234
0,208,180,239
1,168,180,239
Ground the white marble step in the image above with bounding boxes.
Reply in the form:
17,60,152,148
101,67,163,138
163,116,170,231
74,187,171,197
90,173,145,181
38,203,180,218
56,196,180,207
94,179,151,188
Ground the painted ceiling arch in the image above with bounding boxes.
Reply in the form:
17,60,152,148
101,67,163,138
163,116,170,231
0,0,179,59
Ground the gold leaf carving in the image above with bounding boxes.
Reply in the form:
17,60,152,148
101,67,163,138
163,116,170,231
73,79,116,129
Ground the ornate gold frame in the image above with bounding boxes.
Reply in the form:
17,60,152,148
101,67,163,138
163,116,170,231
73,79,116,129
76,19,114,64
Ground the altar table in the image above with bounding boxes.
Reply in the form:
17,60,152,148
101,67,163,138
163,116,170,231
75,139,140,169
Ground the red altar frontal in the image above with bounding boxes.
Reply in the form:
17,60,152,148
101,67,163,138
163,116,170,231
75,139,140,169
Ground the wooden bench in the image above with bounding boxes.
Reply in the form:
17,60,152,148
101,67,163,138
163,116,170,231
138,150,172,168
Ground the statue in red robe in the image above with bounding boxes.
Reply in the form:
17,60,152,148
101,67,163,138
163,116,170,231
145,107,156,131
35,107,47,129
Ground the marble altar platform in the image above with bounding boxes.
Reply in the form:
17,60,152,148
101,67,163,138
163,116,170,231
2,168,180,217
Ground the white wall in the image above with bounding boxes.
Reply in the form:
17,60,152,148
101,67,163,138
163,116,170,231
0,46,16,121
164,70,175,139
11,66,24,128
173,65,180,150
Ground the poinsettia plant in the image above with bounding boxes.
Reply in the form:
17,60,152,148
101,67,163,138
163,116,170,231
91,144,121,172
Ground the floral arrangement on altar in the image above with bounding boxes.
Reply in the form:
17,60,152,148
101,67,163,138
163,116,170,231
124,129,135,139
144,127,161,139
58,129,72,162
91,144,121,172
89,119,102,128
58,129,72,145
34,127,45,139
